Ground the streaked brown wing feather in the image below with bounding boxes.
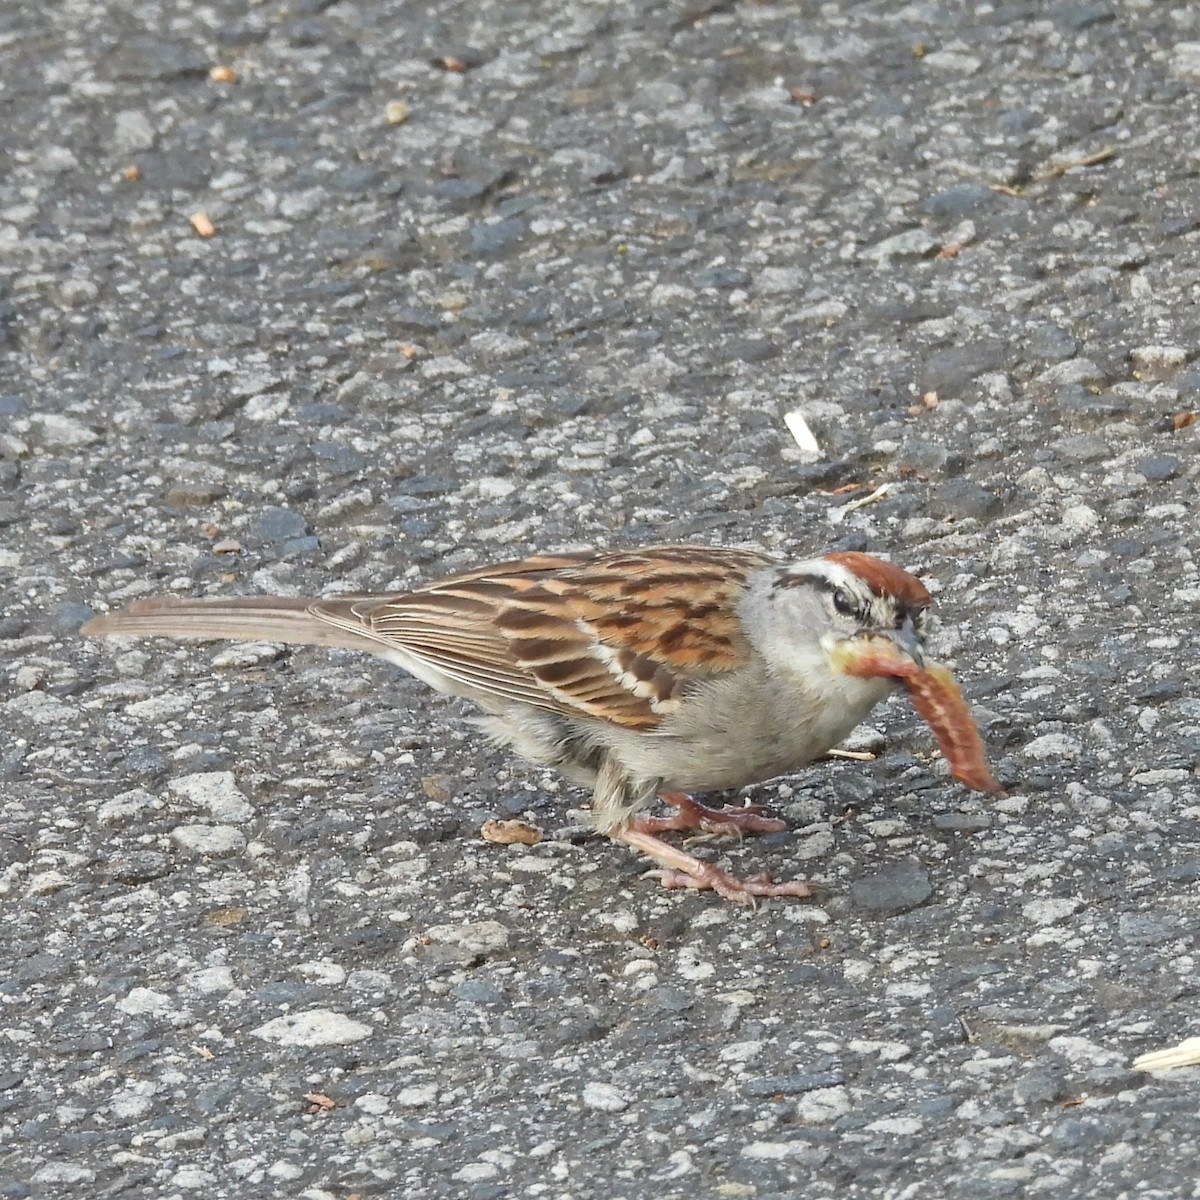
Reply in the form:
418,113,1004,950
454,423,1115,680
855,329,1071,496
311,545,769,730
307,594,554,711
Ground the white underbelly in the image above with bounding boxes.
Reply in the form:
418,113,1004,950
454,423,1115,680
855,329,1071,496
613,670,895,794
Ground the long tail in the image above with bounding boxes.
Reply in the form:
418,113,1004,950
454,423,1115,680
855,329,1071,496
81,595,372,651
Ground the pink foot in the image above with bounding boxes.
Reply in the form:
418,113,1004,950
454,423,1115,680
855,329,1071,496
616,828,815,907
651,866,817,906
632,791,787,839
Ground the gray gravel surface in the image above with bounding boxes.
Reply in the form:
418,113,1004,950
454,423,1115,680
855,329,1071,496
3,1,1199,1197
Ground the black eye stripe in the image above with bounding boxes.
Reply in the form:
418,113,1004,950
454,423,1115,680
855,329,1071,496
775,571,866,613
773,571,835,592
775,571,929,630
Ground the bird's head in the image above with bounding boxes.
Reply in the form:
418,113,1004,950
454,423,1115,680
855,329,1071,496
748,551,932,682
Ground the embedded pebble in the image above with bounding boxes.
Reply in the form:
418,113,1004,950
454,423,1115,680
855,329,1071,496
32,1164,97,1185
860,229,938,261
850,862,934,915
168,771,254,821
171,824,247,856
252,1010,373,1046
184,966,236,995
397,1084,439,1108
6,692,74,725
1021,734,1084,760
795,1087,853,1123
29,413,100,447
97,788,158,824
1022,899,1083,926
581,1081,631,1113
256,506,309,541
116,987,174,1016
741,1141,829,1163
1130,344,1188,376
125,693,193,721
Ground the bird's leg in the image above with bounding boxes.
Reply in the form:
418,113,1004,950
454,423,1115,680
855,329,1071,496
614,828,815,907
631,791,787,838
590,757,812,905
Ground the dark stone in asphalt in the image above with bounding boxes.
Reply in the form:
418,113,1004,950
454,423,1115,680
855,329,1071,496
850,862,935,915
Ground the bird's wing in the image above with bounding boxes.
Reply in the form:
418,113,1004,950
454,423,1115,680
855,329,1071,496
313,545,771,729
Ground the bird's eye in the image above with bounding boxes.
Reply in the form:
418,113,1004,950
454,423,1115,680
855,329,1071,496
832,588,857,617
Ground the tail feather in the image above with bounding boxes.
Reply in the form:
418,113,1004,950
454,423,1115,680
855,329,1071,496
81,595,373,651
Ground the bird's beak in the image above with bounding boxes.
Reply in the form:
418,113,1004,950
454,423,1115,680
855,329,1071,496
828,616,925,676
884,616,925,668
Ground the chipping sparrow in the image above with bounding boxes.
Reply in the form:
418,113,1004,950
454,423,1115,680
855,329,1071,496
83,545,997,904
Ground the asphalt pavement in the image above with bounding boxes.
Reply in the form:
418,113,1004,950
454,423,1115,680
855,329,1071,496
2,1,1199,1197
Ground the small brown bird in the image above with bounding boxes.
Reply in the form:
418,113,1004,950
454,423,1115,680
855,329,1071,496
83,544,997,904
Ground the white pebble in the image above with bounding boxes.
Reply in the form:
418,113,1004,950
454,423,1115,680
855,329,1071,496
866,1116,923,1135
795,1086,853,1123
6,692,73,726
296,961,348,986
675,949,715,981
397,1083,438,1107
184,966,236,995
252,1009,373,1047
97,789,158,824
26,870,70,896
171,824,247,856
860,228,938,262
1022,898,1083,926
453,1163,499,1183
169,771,254,822
171,1167,218,1191
125,693,192,722
1021,734,1083,760
1060,504,1099,532
423,920,510,956
117,987,173,1017
581,1081,631,1112
29,413,100,447
741,1141,817,1161
718,1040,763,1064
1047,1034,1125,1068
32,1164,96,1185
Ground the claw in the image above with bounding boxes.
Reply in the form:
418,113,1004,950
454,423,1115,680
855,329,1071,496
620,828,814,906
632,791,787,839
